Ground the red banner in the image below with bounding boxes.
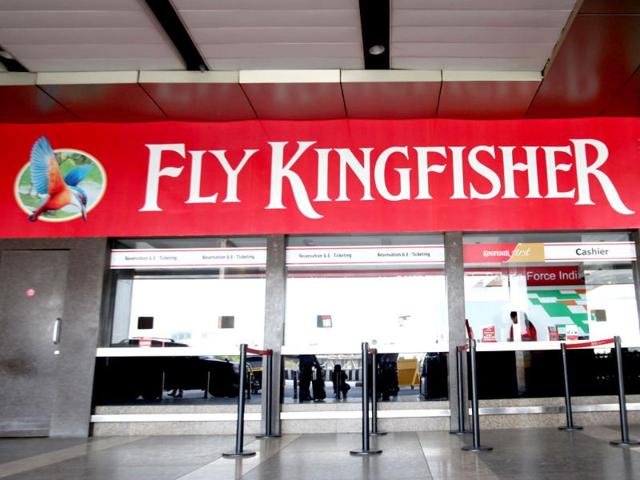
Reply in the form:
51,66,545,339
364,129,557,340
1,118,639,238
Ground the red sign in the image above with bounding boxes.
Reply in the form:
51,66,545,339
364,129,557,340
1,118,639,238
525,266,584,286
482,326,497,343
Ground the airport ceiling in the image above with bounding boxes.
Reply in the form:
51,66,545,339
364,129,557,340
0,0,639,123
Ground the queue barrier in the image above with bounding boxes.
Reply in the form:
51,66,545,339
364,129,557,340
223,344,274,459
462,336,639,451
556,339,617,432
461,339,492,452
450,344,471,435
369,348,387,437
350,342,383,456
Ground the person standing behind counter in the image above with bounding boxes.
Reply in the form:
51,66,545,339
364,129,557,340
508,311,537,341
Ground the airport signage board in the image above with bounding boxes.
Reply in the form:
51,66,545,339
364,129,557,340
2,118,640,238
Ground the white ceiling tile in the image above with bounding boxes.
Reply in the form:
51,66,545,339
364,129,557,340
392,10,572,28
6,44,180,60
0,0,135,10
173,0,353,10
202,43,362,60
391,1,575,72
180,10,359,28
394,27,561,44
0,28,165,44
20,58,181,72
175,0,361,70
393,0,576,9
190,26,360,44
211,57,363,70
392,57,544,71
0,0,184,71
0,11,152,28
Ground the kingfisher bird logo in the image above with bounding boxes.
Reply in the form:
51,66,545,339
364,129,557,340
15,136,107,222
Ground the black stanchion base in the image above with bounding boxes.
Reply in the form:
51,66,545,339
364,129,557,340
610,440,640,448
255,434,282,439
558,426,583,431
462,446,493,452
370,432,388,436
222,451,257,458
350,449,383,456
449,430,472,435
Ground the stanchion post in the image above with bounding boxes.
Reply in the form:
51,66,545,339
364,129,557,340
559,343,582,431
450,346,471,435
462,339,492,452
350,342,382,456
223,344,256,458
257,352,281,439
610,336,640,447
370,349,387,436
204,371,210,399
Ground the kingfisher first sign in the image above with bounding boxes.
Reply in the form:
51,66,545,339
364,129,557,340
1,118,639,238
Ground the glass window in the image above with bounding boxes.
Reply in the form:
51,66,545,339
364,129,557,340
283,234,448,404
95,237,267,406
285,234,447,352
108,236,267,351
463,232,639,344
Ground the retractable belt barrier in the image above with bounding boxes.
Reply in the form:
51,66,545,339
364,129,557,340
223,344,274,459
369,348,387,437
462,339,493,452
558,338,616,432
450,344,471,435
466,336,638,449
350,342,383,456
562,336,640,446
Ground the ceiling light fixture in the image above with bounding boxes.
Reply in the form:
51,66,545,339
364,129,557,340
368,45,385,55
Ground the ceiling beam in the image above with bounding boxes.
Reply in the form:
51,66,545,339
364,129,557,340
358,0,390,69
0,45,28,72
143,0,208,71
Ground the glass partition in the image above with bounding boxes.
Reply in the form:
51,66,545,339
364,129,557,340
284,234,448,403
98,236,266,405
463,231,640,399
463,231,639,344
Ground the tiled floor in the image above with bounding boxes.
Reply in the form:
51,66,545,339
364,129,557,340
1,426,640,479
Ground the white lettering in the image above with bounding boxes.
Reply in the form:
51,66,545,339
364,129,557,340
450,147,467,199
210,149,257,203
374,146,411,201
543,146,574,198
314,148,331,202
571,139,634,215
414,147,446,200
140,144,185,211
266,141,322,219
185,150,217,204
469,145,501,199
336,148,374,201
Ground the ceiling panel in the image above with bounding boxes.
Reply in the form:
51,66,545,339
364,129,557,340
240,70,344,120
439,72,540,119
527,14,640,117
342,71,441,119
0,74,76,122
391,0,575,71
0,0,183,72
139,71,255,121
603,69,640,116
174,0,363,70
38,72,166,122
